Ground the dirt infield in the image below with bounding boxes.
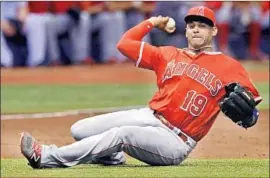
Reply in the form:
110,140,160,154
1,63,269,159
1,63,269,84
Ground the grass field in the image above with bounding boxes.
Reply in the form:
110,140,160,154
241,60,269,71
1,158,269,178
1,82,269,114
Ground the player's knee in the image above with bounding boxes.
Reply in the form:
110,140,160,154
70,123,82,141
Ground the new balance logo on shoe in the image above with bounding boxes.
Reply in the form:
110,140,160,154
30,152,40,162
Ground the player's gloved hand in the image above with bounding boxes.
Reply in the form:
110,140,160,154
148,16,175,33
219,83,259,128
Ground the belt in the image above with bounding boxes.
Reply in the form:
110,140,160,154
153,111,197,148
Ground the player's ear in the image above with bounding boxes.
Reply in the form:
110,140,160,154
212,26,218,37
185,25,188,38
185,29,188,38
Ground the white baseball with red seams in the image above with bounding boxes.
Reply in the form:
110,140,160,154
166,18,176,30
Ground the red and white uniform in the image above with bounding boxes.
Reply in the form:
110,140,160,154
117,20,262,141
35,6,262,169
46,1,91,64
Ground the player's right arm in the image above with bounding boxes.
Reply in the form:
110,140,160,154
117,16,175,70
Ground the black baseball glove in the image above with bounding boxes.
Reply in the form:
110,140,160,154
219,83,259,128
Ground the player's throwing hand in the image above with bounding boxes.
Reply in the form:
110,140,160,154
148,15,176,33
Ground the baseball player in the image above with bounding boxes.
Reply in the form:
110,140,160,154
260,1,270,57
20,6,262,169
1,1,48,67
214,2,262,60
89,1,127,63
46,1,91,65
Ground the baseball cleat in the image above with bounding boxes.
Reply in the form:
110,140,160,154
20,132,42,169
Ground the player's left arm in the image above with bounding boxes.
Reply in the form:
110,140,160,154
219,62,262,129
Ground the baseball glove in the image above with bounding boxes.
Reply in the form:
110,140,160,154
219,83,259,128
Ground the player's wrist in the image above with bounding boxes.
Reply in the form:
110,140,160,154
250,108,259,126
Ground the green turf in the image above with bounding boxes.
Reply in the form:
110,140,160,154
242,61,269,72
242,61,269,71
255,82,269,110
1,82,269,114
0,84,157,113
1,158,269,177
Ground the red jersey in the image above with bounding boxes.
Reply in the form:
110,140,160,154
261,1,270,14
79,2,92,11
90,2,104,6
50,2,78,13
28,2,49,13
117,20,262,142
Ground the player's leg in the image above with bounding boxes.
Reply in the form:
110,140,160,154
260,10,270,57
46,14,70,64
69,12,91,64
0,32,13,67
23,125,193,168
248,4,262,59
70,108,160,141
96,11,126,63
90,152,126,165
70,109,194,166
118,126,193,166
23,14,47,66
215,2,232,54
70,108,160,165
95,12,115,62
110,11,126,62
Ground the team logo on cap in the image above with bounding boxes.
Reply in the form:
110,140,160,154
197,6,205,16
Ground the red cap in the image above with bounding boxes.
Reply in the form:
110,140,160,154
184,6,216,26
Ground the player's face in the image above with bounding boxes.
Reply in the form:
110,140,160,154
185,21,217,49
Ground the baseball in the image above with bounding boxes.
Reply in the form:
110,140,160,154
166,18,176,30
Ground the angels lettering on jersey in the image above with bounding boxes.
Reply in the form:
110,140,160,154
162,59,223,97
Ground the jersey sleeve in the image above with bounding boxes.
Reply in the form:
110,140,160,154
117,20,163,71
229,61,263,105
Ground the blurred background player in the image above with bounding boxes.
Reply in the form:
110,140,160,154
26,1,51,66
124,1,155,44
1,1,48,67
259,1,270,59
213,2,263,60
1,1,269,67
88,1,127,63
46,1,92,65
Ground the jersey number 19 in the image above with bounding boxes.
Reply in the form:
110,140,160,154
180,90,208,116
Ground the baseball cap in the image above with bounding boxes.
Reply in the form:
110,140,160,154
184,6,216,27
